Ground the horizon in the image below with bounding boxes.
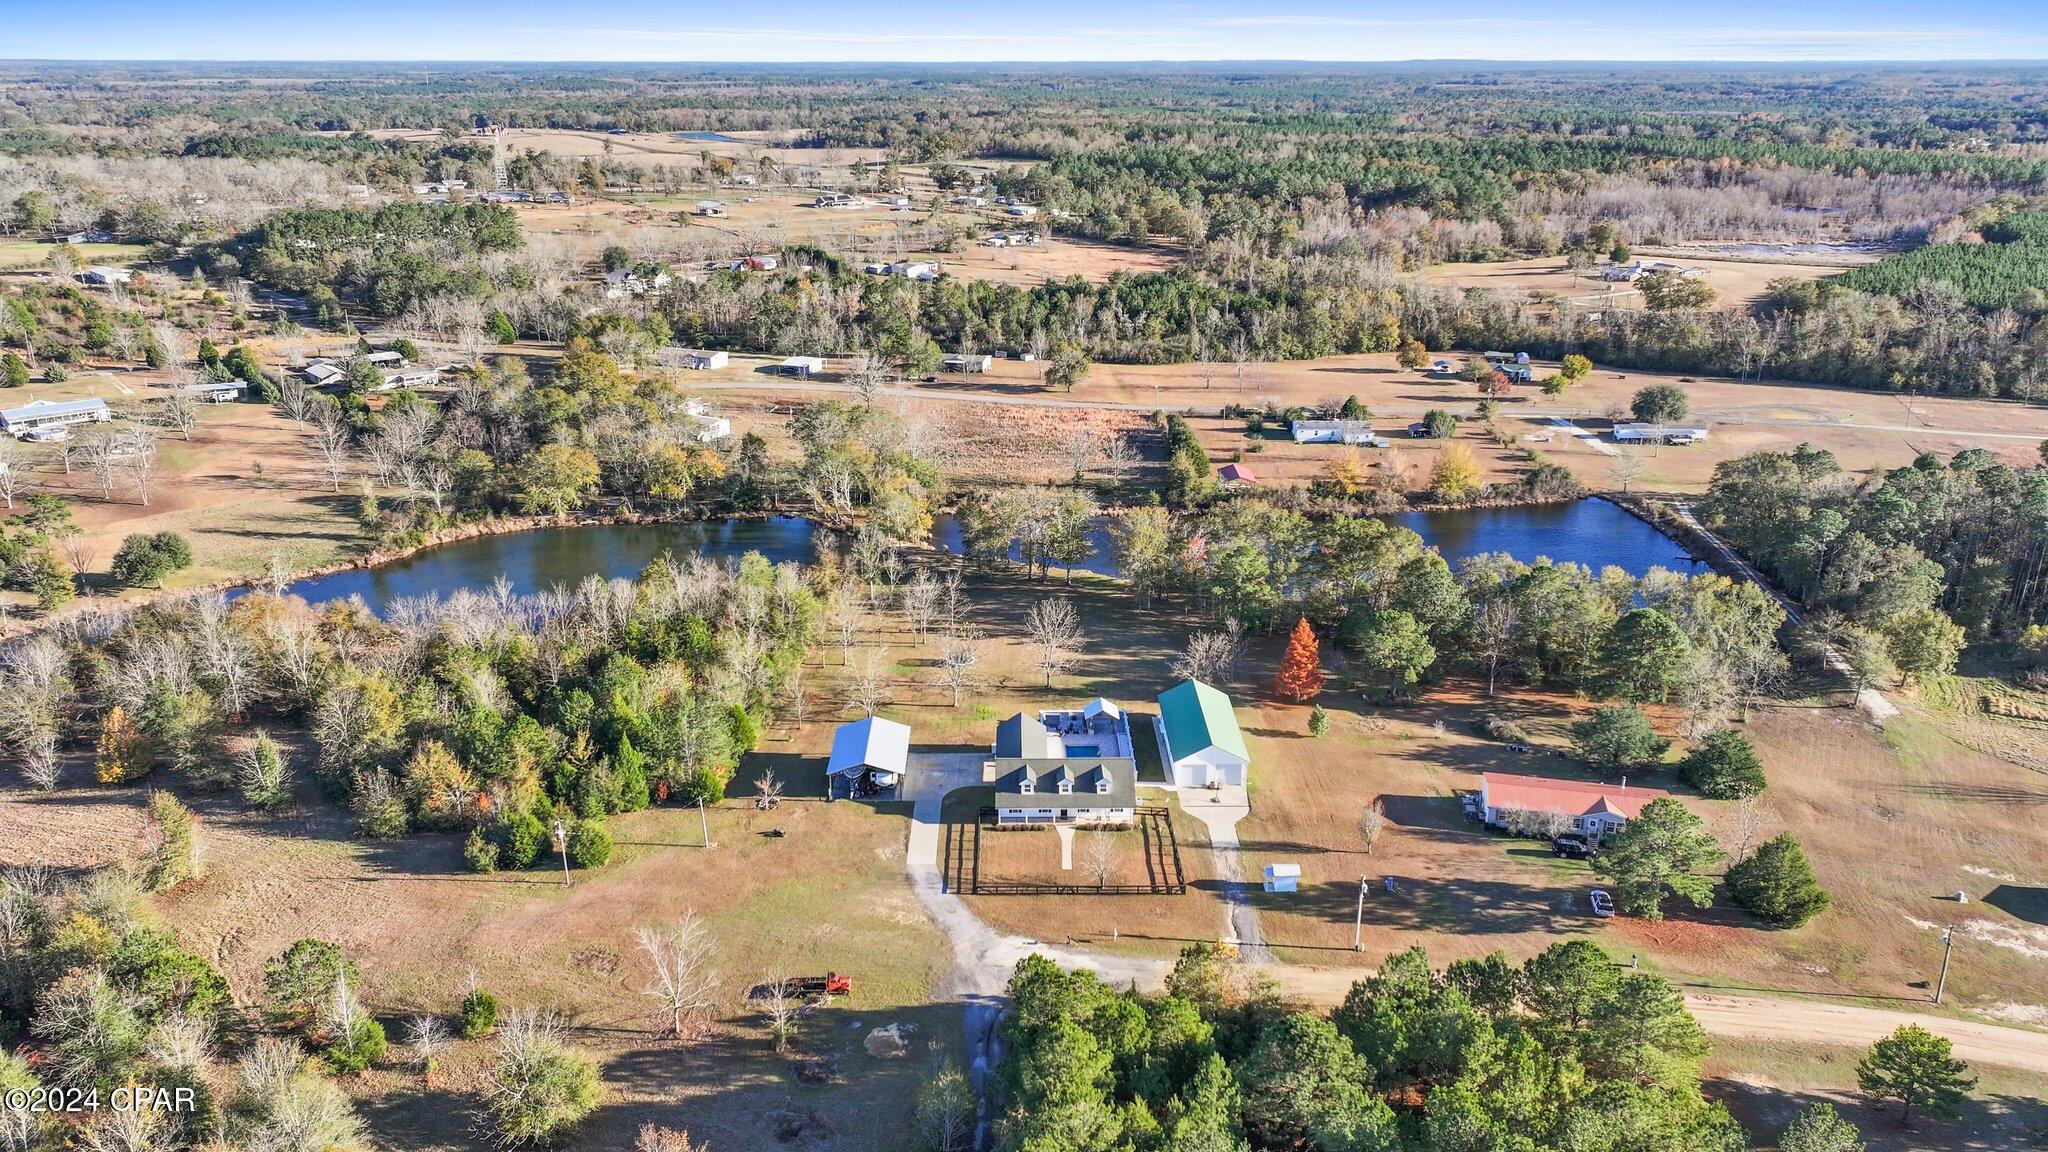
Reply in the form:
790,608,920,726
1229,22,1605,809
13,0,2048,63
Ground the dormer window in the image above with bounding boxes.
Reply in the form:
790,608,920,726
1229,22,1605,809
1057,779,1074,795
1096,777,1111,794
1019,778,1034,794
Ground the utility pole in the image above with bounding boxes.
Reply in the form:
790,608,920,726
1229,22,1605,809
551,819,571,888
1934,926,1956,1004
1353,875,1368,951
699,797,712,849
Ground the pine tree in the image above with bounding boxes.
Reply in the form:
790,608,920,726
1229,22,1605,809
1857,1025,1975,1122
96,706,148,785
1275,618,1324,702
1726,833,1830,927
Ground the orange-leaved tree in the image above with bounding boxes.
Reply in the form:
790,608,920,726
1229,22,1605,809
1275,618,1324,702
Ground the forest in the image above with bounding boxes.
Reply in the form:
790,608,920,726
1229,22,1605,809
987,944,1746,1152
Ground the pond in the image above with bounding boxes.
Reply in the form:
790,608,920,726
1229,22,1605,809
277,500,1699,613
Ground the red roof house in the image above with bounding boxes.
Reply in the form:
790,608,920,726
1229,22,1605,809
1217,463,1258,487
1478,772,1669,839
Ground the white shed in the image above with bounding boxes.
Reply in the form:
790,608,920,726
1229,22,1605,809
778,356,825,377
1262,863,1301,893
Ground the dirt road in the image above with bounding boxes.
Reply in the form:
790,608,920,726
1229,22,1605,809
1257,966,2048,1072
1683,992,2048,1074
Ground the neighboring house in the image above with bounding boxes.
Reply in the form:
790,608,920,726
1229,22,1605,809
777,356,825,377
943,353,992,373
301,361,347,388
1613,423,1709,445
889,261,939,281
1,398,111,438
1217,463,1257,489
1478,772,1670,841
679,398,731,442
827,715,911,799
695,200,728,217
381,368,442,390
604,268,672,296
950,195,988,207
1003,204,1039,218
76,267,134,286
364,351,406,367
185,382,247,403
811,192,868,209
991,757,1137,826
663,348,729,371
1290,418,1376,445
1156,679,1250,790
730,254,780,272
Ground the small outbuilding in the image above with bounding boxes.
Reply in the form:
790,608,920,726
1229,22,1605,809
777,356,825,377
1262,863,1301,893
827,716,911,799
1217,463,1258,489
943,353,993,373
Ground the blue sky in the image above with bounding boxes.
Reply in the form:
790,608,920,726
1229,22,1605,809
10,0,2048,61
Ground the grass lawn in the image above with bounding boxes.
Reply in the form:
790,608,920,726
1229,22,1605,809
1705,1036,2048,1152
0,240,150,270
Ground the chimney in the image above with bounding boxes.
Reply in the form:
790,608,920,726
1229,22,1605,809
1620,776,1627,792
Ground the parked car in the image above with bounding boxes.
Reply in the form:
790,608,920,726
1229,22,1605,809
1588,889,1615,918
1552,834,1595,859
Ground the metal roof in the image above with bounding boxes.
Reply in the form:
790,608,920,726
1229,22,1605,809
826,716,911,777
1158,679,1250,765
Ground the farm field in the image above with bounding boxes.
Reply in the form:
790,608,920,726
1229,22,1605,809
696,349,2048,493
1421,252,1879,309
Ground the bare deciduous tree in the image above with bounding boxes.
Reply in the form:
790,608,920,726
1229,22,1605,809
275,374,319,426
309,402,354,492
757,970,802,1053
935,628,985,708
637,911,721,1040
844,352,888,406
1358,798,1386,856
1024,598,1085,688
1081,828,1121,888
121,432,161,507
844,647,890,717
900,570,943,639
404,1014,444,1086
753,768,783,810
1469,599,1521,697
0,439,29,510
1171,622,1244,687
1608,452,1649,495
1101,433,1141,479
